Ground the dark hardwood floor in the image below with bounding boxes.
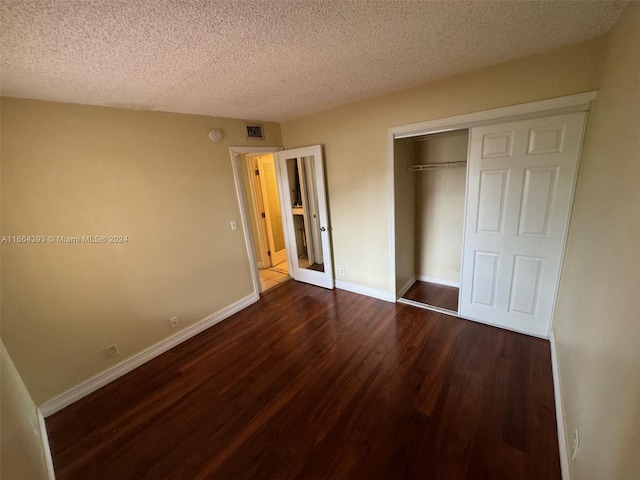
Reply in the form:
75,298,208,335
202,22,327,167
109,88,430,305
46,281,560,480
403,280,459,312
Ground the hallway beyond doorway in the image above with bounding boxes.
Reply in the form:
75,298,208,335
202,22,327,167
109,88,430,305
259,260,290,293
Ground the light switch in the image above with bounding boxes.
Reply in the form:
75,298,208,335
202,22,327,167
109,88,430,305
230,220,238,231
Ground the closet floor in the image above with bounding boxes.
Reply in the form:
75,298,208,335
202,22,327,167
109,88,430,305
402,281,459,313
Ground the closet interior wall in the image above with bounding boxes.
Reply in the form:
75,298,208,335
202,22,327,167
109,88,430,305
415,130,468,286
394,129,469,299
394,137,417,298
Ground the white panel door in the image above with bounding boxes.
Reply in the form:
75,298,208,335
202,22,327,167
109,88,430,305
460,112,586,337
276,145,334,289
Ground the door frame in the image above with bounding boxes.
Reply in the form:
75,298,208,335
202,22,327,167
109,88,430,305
230,146,284,295
388,91,596,337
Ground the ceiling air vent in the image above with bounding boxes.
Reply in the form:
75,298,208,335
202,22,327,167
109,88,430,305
246,124,264,139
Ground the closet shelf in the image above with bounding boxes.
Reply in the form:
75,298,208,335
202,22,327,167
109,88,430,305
409,161,467,171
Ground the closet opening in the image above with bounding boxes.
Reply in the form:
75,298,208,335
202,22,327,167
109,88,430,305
393,128,469,315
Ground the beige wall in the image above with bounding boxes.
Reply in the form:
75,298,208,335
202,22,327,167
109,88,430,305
553,3,640,479
281,38,603,292
393,138,415,296
0,98,282,404
1,341,49,480
415,130,468,284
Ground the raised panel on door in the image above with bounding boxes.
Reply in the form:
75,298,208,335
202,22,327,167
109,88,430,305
477,170,509,234
470,251,500,307
508,255,544,315
460,112,586,337
517,167,558,237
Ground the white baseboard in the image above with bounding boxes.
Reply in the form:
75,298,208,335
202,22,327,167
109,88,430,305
416,275,460,288
37,408,56,479
550,330,571,480
40,292,260,417
335,280,394,302
397,276,416,299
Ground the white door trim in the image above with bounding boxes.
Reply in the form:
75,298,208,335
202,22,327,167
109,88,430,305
388,91,596,304
391,91,596,139
229,146,283,295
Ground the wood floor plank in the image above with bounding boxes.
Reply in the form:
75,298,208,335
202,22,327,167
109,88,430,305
46,280,560,479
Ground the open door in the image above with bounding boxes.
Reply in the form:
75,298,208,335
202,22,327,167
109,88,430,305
276,145,334,289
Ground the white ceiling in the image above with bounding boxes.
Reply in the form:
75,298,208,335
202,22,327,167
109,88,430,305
0,1,627,122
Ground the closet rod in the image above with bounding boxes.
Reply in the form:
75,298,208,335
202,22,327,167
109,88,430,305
409,160,467,171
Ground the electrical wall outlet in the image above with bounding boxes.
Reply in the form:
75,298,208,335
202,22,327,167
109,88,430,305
169,316,180,328
571,429,580,461
339,267,345,276
105,344,120,358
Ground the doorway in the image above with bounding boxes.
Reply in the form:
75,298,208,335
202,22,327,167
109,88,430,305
248,154,287,267
245,153,290,293
230,144,335,295
230,146,289,295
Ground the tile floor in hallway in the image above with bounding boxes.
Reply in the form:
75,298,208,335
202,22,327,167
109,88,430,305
259,260,290,292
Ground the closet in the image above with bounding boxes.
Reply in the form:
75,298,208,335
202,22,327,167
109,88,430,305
394,129,469,314
391,96,591,338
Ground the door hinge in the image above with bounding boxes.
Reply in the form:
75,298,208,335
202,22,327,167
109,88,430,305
261,212,266,218
255,169,260,176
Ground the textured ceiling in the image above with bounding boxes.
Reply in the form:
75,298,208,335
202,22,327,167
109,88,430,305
0,0,627,122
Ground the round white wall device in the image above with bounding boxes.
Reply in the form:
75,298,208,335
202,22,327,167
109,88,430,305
208,129,223,142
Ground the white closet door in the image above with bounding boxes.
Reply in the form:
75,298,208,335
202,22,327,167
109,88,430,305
460,112,586,337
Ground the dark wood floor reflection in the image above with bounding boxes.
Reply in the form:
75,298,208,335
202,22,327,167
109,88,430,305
403,280,459,312
46,281,560,480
